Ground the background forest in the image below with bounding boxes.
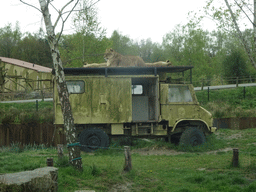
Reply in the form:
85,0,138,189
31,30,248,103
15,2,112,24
1,0,255,87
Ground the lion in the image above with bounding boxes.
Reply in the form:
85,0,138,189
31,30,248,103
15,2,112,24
83,63,108,68
83,48,172,68
104,48,145,67
145,60,172,67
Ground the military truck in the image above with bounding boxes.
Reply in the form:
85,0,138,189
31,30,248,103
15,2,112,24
53,66,216,151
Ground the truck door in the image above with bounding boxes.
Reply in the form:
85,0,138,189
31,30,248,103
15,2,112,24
132,77,159,122
160,84,198,126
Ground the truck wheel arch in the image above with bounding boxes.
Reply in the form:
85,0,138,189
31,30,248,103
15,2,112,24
171,119,211,134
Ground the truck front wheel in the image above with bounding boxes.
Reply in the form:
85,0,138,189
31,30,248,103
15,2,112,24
179,127,206,146
79,128,109,152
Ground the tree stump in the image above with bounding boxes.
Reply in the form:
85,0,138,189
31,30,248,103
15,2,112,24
57,144,64,159
47,157,53,166
124,146,132,172
232,148,239,167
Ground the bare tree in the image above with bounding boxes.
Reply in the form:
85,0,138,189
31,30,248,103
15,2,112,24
224,0,256,69
20,0,83,169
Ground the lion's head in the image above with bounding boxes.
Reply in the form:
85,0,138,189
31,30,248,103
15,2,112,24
104,48,116,61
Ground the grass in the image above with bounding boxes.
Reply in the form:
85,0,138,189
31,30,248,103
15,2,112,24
196,86,256,118
1,128,256,191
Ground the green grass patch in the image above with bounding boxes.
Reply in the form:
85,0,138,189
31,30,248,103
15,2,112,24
196,86,256,118
0,101,53,123
1,129,256,191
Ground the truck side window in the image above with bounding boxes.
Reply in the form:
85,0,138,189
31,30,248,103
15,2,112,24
132,85,143,95
66,81,85,94
168,86,193,102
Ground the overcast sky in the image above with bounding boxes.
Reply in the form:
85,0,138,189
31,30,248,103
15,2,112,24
1,0,216,44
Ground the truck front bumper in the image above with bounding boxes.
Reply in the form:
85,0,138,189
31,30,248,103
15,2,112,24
211,127,217,133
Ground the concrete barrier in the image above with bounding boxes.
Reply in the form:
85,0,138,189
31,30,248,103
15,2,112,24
0,167,58,192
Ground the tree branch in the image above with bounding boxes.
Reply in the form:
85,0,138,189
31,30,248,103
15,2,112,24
224,0,256,68
234,0,255,26
20,0,42,12
53,0,76,29
56,0,80,43
62,0,101,15
240,0,254,15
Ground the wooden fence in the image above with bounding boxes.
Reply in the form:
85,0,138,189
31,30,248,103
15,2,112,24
0,123,66,147
1,117,256,147
213,117,256,130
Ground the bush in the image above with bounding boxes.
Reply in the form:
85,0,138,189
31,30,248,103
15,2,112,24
223,49,249,83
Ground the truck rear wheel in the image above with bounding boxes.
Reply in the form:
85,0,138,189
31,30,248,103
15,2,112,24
179,127,206,146
79,128,109,152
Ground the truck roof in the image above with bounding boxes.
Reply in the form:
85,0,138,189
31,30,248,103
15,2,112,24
58,66,194,76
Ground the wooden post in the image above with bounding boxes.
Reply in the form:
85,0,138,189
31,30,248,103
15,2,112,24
57,144,64,159
7,126,10,146
244,87,246,99
124,146,132,172
236,77,239,87
232,148,239,167
201,79,204,91
41,89,44,101
36,100,38,112
47,157,53,166
208,87,210,101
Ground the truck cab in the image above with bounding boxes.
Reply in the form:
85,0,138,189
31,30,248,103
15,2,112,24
53,66,216,151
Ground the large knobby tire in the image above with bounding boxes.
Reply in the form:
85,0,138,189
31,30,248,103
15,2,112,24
179,127,206,147
79,128,109,152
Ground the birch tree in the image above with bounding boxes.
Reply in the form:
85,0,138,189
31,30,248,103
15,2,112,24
20,0,83,169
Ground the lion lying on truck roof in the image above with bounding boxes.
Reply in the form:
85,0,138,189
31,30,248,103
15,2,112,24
83,48,172,68
104,48,145,67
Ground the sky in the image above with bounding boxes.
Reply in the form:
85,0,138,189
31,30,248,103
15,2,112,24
0,0,216,44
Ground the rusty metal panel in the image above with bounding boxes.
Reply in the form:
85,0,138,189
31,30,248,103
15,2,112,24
90,77,132,123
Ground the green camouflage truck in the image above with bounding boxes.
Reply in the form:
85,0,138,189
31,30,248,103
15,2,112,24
53,66,216,151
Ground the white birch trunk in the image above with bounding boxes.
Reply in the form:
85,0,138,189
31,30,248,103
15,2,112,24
38,0,82,170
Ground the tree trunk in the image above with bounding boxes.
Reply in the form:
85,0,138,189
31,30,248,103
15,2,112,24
38,0,82,170
224,0,256,69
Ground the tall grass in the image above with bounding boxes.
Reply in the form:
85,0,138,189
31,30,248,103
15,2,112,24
0,101,53,124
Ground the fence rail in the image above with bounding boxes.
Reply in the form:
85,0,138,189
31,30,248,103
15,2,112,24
0,123,66,147
193,75,256,87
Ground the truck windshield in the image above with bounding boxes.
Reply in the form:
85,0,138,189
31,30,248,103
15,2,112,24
168,86,193,102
